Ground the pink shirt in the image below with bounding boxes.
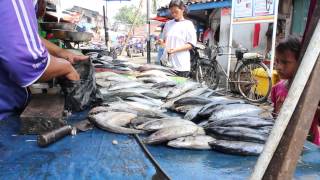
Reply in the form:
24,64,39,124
271,80,320,145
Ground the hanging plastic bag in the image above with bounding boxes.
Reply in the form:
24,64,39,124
160,49,173,68
58,59,102,112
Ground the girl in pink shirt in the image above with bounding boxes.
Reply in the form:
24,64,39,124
271,36,320,145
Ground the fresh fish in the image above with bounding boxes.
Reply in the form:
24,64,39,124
152,81,177,89
173,96,213,107
171,104,203,114
136,119,195,131
137,64,176,75
167,135,216,150
89,111,143,134
198,100,245,118
166,81,199,99
109,81,143,91
138,77,172,84
126,96,163,107
184,106,203,121
102,91,146,100
142,90,169,99
144,125,205,144
102,102,168,118
205,126,268,143
115,87,153,94
136,70,173,78
209,116,274,128
131,117,160,128
209,104,263,121
88,106,109,115
96,79,114,88
103,75,133,82
162,88,208,108
209,140,264,156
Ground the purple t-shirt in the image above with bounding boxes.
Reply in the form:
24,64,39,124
0,0,50,120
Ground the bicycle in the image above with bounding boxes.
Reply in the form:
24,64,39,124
192,44,272,103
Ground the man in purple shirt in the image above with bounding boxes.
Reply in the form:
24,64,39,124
0,0,87,120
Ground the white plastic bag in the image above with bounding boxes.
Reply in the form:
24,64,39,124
160,50,173,68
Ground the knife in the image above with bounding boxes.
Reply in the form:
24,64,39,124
37,119,93,147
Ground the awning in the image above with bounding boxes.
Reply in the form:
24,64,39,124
157,0,231,17
151,16,169,22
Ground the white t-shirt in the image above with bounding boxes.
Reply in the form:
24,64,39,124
163,19,197,71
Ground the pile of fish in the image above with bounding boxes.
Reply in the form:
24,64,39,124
87,58,274,156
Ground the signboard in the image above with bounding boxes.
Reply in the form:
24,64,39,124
233,0,275,23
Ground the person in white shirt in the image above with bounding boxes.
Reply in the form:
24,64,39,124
159,0,197,77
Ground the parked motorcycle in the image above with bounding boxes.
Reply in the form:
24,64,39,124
126,41,145,58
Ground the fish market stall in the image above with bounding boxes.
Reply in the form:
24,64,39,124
1,55,319,179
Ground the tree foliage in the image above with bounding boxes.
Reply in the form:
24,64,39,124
114,5,146,26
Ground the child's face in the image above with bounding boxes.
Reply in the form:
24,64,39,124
275,50,299,80
170,6,184,20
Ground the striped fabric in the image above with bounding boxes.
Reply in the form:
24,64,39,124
0,0,50,120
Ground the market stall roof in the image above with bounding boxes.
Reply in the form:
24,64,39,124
157,0,231,17
151,16,169,22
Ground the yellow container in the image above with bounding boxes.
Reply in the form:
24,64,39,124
251,68,278,96
251,68,280,96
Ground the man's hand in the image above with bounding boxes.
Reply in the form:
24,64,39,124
41,38,88,64
167,48,176,54
60,50,89,64
39,56,80,82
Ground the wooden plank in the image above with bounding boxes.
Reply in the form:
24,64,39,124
20,94,66,135
262,3,320,179
250,4,320,179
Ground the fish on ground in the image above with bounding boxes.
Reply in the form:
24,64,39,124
89,111,144,134
205,126,268,143
209,103,264,121
167,135,216,150
209,139,264,156
144,125,205,144
136,118,195,132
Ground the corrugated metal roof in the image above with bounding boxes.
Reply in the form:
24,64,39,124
158,0,226,10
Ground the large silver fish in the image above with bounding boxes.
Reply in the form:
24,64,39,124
173,96,213,107
166,81,200,99
198,99,245,118
209,116,274,128
144,125,205,144
162,88,208,108
136,118,195,131
108,81,143,91
205,126,268,143
167,135,216,150
209,139,264,156
209,103,263,121
89,111,144,134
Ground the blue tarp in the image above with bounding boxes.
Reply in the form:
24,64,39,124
1,110,320,179
0,112,156,180
147,140,320,179
158,0,232,17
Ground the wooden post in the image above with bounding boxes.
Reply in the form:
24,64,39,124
250,3,320,179
262,4,320,179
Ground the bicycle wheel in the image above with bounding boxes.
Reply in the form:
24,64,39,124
236,61,272,103
196,61,220,89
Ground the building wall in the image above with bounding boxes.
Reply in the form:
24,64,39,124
291,0,311,36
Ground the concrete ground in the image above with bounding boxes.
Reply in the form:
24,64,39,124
118,52,159,65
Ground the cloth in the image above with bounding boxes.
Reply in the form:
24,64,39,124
271,80,320,145
163,19,197,71
0,0,49,120
253,23,260,48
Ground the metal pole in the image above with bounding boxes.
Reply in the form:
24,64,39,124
146,0,151,63
269,0,280,75
103,5,109,48
227,3,234,91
